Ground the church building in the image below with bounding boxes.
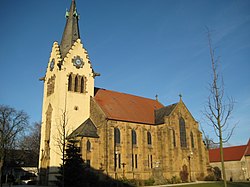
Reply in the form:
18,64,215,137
39,1,209,185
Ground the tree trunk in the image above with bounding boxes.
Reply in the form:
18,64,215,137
0,159,3,187
219,130,227,187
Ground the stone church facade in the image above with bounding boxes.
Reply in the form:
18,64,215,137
39,0,209,185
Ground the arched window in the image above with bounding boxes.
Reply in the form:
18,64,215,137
114,127,120,145
47,78,51,96
173,129,176,147
74,76,78,92
147,131,152,145
80,77,84,93
47,76,55,96
68,74,72,91
45,104,53,141
179,117,187,148
132,129,137,145
44,104,53,158
87,140,91,152
190,131,194,148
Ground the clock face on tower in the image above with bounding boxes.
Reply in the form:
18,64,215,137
72,56,84,69
50,59,55,71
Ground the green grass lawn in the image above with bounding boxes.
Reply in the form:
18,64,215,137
178,182,250,187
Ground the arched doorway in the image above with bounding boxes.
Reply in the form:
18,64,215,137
180,164,189,182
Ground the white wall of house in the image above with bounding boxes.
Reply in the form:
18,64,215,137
210,156,249,181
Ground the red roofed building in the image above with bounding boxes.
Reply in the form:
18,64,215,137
38,1,209,185
209,139,250,181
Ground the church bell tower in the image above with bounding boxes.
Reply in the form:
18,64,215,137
39,0,97,184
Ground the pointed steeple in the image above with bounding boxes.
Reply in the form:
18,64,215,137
60,0,80,59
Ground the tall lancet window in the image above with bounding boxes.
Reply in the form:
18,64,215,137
44,104,53,158
132,129,137,145
87,140,91,152
179,117,187,148
74,76,78,92
147,131,152,145
80,77,84,93
190,131,194,148
68,74,72,91
45,104,53,142
173,129,176,147
114,127,120,145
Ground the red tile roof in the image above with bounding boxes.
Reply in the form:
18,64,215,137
94,88,164,124
209,143,249,162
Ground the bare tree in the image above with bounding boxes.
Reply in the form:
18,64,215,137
54,110,70,187
0,105,29,186
19,122,41,158
200,126,219,149
204,29,236,187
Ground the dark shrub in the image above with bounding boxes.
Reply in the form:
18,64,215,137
213,167,222,181
144,178,155,186
204,174,216,181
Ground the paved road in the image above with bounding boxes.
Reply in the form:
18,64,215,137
1,181,213,187
2,185,49,187
2,181,219,187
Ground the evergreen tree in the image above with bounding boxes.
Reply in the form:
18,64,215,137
56,140,99,187
56,141,84,187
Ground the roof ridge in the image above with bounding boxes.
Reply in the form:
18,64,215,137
210,144,247,150
209,144,248,162
94,87,163,104
165,102,178,108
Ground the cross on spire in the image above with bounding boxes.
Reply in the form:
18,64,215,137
155,94,158,101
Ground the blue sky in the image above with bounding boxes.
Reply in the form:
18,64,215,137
0,0,249,146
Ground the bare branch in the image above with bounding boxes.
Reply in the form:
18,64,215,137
222,123,237,143
0,105,29,185
203,28,236,187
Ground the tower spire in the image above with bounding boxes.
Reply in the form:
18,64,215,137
60,0,80,59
